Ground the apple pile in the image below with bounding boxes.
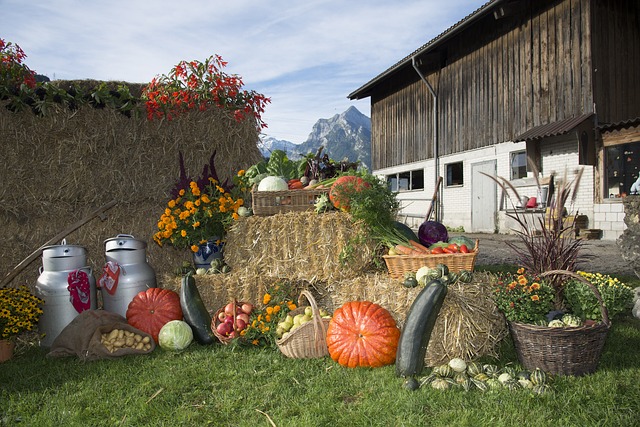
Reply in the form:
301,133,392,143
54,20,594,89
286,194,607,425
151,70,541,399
276,306,331,340
214,301,254,339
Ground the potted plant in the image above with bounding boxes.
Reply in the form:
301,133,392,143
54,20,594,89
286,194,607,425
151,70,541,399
485,165,633,375
153,151,245,269
0,286,44,362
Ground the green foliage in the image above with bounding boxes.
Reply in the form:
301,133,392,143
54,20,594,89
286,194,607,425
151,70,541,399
564,271,634,321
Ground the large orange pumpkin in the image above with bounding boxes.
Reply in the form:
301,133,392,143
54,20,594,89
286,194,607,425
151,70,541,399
326,301,400,368
328,176,370,212
126,288,183,343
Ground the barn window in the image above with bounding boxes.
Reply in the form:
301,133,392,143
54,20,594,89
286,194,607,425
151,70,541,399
445,162,463,186
604,141,640,198
386,169,424,192
510,151,527,180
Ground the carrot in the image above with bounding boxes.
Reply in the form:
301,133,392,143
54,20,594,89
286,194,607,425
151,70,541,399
408,240,430,253
394,244,422,255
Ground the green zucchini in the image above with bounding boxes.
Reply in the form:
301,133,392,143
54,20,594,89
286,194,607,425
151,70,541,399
179,273,216,344
395,278,448,378
393,221,419,242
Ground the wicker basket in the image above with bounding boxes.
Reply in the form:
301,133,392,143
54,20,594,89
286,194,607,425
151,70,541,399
252,187,330,216
509,270,611,376
382,240,479,279
276,290,331,359
211,300,251,345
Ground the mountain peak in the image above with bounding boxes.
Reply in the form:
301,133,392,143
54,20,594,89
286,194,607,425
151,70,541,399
259,107,371,169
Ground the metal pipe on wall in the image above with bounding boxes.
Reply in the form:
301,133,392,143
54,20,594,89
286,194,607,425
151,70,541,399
411,55,440,221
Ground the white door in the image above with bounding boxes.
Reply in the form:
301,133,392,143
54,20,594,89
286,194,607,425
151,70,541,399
471,160,497,232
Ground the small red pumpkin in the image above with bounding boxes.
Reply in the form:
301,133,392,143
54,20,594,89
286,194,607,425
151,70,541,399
328,176,370,211
126,288,183,343
326,300,400,368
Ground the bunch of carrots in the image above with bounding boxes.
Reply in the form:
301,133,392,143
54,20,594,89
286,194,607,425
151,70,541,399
392,241,471,256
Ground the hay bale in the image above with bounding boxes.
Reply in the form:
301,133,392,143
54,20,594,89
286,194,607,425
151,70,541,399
223,211,377,281
0,103,263,289
163,269,507,365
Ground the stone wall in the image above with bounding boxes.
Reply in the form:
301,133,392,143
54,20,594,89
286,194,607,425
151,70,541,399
617,196,640,279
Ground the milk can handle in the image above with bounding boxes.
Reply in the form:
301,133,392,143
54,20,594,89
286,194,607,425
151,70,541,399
116,234,135,239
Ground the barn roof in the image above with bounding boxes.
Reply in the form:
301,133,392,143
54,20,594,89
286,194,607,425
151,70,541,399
348,0,505,100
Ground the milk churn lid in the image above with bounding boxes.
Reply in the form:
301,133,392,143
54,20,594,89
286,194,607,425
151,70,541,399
104,234,147,252
41,239,87,258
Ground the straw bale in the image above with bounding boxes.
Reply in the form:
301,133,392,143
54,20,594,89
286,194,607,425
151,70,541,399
0,100,262,289
163,269,506,365
223,211,378,282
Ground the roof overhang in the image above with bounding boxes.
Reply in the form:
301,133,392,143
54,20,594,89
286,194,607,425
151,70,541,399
515,113,595,142
348,0,506,100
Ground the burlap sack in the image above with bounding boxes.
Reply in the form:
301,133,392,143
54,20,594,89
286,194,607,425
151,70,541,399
47,309,156,361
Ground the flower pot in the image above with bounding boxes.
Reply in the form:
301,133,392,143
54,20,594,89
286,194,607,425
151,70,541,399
0,339,15,363
193,239,224,269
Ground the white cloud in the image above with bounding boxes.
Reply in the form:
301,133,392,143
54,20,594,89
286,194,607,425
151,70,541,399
1,0,487,143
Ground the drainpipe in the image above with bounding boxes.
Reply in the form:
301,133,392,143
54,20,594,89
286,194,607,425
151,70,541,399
411,55,439,221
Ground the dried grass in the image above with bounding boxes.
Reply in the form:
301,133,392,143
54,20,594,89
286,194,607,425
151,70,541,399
0,102,262,289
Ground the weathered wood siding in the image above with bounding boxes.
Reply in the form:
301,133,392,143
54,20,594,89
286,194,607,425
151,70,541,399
591,0,640,124
372,0,596,170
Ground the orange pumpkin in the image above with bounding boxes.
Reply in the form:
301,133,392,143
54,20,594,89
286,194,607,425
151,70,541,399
328,176,370,211
126,288,183,343
326,301,400,368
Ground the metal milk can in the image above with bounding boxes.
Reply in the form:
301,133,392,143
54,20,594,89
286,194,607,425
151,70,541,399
100,234,156,318
35,240,96,347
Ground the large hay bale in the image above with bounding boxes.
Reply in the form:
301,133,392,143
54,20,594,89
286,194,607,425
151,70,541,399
163,270,507,365
223,211,378,281
0,102,263,290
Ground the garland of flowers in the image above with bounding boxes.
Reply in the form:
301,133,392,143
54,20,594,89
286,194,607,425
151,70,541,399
141,55,270,129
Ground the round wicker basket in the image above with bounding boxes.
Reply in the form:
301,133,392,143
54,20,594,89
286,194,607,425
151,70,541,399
276,290,330,359
509,270,611,376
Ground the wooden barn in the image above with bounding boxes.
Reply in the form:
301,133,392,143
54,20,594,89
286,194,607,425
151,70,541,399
349,0,640,240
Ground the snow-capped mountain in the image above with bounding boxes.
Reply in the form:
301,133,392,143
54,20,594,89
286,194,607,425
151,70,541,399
259,106,371,170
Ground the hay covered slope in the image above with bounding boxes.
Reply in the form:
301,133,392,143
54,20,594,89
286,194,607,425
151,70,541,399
224,211,377,281
0,102,263,287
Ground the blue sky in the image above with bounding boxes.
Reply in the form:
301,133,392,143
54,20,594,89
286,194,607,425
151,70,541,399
1,0,486,144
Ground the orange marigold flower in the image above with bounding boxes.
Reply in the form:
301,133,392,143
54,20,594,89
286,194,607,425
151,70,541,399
190,244,199,253
263,293,271,305
531,295,540,301
266,307,274,315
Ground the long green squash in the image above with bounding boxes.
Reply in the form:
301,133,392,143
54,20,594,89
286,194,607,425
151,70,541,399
395,278,447,378
179,274,216,344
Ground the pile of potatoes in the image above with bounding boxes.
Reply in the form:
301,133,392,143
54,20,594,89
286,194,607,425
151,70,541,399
100,328,152,353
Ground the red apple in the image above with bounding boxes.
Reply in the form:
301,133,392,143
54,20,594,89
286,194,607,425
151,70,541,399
236,313,250,324
224,302,236,316
241,303,254,314
235,318,247,331
216,322,232,336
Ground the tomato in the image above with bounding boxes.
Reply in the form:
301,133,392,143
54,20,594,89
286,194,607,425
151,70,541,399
442,247,456,254
447,243,459,252
459,244,470,253
430,247,445,254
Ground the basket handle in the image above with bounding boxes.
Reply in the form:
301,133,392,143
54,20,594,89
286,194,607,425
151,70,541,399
297,289,328,352
539,270,610,326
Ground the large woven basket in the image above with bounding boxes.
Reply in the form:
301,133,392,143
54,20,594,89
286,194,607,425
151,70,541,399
382,240,479,279
252,187,329,216
509,270,611,376
276,290,330,359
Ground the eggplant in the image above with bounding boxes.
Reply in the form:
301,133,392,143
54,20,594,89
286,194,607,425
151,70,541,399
179,273,217,344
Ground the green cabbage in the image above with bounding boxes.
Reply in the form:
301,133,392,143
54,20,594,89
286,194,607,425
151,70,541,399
158,320,193,351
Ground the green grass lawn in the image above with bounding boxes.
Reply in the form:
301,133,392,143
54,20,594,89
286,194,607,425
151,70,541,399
2,269,639,427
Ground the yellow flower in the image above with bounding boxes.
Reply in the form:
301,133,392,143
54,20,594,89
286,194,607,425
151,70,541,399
190,244,199,253
266,307,274,315
263,293,271,305
238,170,245,176
531,295,540,301
181,230,187,237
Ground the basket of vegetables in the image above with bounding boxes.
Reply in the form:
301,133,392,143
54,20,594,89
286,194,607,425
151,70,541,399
508,270,611,376
211,300,254,344
276,290,332,359
382,240,479,279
